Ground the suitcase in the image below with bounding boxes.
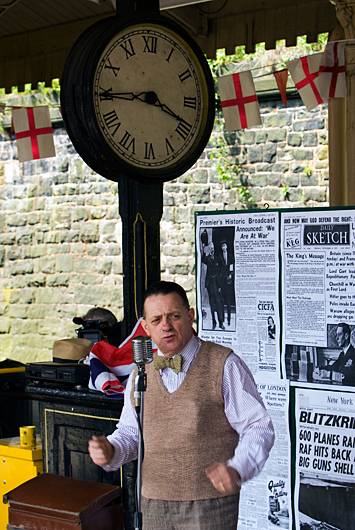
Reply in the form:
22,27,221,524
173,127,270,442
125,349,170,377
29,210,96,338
4,473,124,530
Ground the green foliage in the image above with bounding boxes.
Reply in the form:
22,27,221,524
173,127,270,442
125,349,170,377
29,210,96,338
208,125,257,209
281,183,290,200
209,130,240,185
304,166,313,177
238,183,258,209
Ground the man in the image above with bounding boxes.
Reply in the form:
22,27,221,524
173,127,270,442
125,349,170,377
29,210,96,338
201,242,225,330
218,240,235,327
328,322,355,386
88,281,274,530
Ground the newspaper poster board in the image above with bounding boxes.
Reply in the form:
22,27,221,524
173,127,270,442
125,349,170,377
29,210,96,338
195,210,280,376
238,375,291,530
195,206,355,530
281,209,355,390
294,387,355,530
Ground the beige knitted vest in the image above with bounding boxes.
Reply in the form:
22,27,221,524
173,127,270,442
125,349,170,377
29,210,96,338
137,340,239,501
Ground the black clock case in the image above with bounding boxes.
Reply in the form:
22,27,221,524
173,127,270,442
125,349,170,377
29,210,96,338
60,13,215,183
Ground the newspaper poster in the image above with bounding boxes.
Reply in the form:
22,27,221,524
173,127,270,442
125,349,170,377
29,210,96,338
238,376,291,530
295,387,355,530
195,210,280,375
281,209,355,389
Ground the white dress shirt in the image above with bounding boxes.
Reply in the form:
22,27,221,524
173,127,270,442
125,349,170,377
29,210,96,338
104,335,275,483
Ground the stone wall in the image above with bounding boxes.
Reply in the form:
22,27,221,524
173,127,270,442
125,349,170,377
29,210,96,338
0,94,329,362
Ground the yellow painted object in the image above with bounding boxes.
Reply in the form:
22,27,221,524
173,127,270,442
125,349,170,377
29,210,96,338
0,436,42,530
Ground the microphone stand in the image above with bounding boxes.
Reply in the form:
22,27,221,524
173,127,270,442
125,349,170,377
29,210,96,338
134,365,147,530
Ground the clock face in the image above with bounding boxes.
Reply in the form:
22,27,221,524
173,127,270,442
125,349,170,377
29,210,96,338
92,22,214,176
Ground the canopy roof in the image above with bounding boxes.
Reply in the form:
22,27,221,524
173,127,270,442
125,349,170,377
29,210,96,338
0,0,336,91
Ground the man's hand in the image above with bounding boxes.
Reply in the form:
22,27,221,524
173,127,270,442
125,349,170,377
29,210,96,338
205,462,241,494
88,435,114,466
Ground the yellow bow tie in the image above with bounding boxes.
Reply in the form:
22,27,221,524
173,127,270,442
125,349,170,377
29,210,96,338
153,354,183,374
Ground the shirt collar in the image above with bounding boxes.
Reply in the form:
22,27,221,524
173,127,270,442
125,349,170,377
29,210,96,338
157,334,201,373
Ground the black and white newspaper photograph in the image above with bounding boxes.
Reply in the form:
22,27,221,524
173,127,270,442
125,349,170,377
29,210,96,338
238,376,291,530
295,387,355,530
196,210,280,376
281,209,355,389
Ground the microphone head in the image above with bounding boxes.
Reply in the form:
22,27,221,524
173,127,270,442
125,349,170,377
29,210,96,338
132,336,153,365
144,338,153,364
132,336,145,365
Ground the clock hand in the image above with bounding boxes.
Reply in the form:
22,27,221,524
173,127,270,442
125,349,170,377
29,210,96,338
98,88,137,101
140,91,183,122
98,88,183,121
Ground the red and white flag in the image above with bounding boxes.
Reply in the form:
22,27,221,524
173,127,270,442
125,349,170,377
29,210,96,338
288,53,324,110
218,71,261,131
12,106,55,162
319,41,346,99
87,318,157,396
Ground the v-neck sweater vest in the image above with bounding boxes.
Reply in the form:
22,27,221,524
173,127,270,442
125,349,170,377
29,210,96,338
138,341,239,501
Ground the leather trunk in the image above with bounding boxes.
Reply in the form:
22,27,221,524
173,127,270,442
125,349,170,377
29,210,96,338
4,473,124,530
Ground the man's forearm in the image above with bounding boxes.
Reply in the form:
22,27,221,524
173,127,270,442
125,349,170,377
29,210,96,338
102,424,139,471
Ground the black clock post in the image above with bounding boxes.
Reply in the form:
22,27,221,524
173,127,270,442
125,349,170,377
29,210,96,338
60,0,215,527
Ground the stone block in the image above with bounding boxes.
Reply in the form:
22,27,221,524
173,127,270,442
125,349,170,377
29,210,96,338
303,132,317,146
263,112,292,128
293,149,313,161
264,143,277,163
268,129,286,142
255,131,267,143
188,185,210,204
80,223,100,243
37,256,56,274
10,261,34,275
0,318,11,333
249,146,264,163
293,119,325,131
56,255,73,273
47,274,70,287
317,146,328,161
11,319,37,334
287,133,302,146
27,274,47,287
238,131,256,144
284,174,300,187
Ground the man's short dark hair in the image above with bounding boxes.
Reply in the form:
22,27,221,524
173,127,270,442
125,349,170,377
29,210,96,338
143,281,190,312
337,322,351,337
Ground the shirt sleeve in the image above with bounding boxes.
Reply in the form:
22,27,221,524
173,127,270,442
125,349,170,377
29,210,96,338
102,370,139,471
223,352,275,482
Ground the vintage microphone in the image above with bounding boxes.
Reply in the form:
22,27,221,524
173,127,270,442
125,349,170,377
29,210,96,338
131,335,153,530
132,336,153,407
132,335,153,366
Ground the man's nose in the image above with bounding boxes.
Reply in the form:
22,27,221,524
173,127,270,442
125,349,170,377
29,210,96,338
161,316,172,329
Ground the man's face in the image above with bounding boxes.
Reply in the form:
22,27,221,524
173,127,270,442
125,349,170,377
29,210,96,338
142,292,194,358
336,326,349,349
221,243,227,252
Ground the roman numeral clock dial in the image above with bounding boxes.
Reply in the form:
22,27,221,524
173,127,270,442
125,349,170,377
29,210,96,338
61,17,215,182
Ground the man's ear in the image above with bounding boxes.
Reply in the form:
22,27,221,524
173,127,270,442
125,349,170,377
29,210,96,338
189,308,195,324
142,318,151,336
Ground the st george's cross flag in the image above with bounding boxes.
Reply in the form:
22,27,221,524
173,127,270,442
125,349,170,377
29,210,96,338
288,53,324,110
218,71,261,131
12,106,55,162
319,41,346,99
